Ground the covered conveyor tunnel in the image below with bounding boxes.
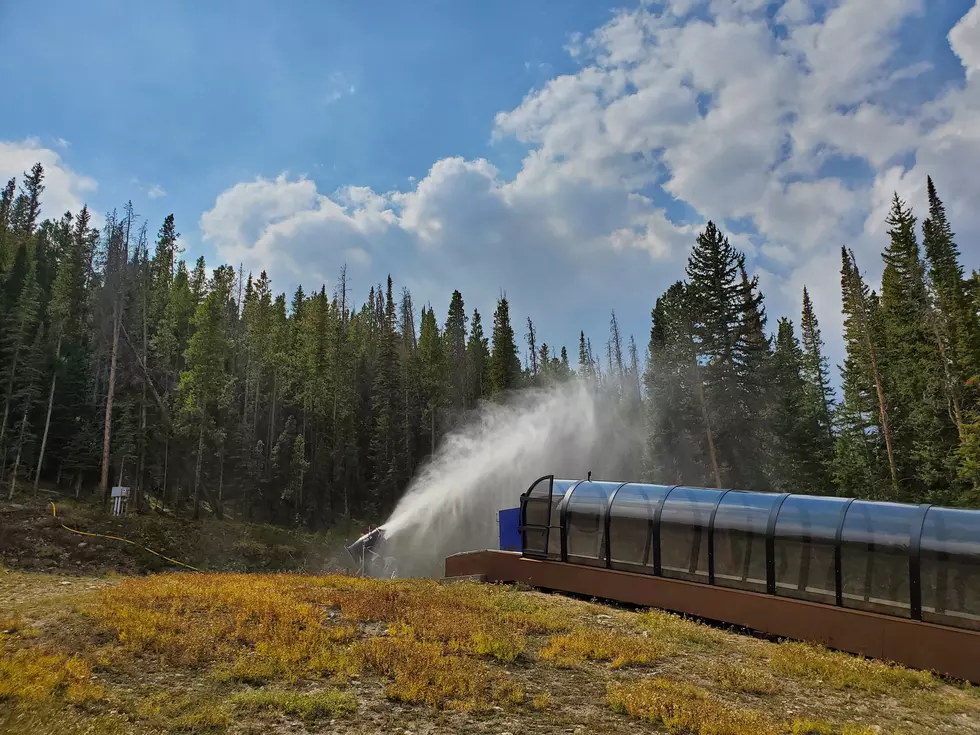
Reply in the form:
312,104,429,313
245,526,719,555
447,474,980,683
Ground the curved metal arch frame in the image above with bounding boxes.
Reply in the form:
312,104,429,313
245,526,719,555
765,493,792,595
909,503,932,621
706,489,733,586
652,485,682,576
834,497,858,607
603,482,632,569
518,474,555,559
558,480,588,563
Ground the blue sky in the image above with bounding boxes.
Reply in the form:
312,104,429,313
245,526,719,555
1,1,601,221
2,0,980,380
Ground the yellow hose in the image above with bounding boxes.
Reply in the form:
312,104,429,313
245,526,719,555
50,502,203,573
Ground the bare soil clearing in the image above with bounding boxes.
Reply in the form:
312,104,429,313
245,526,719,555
0,494,357,577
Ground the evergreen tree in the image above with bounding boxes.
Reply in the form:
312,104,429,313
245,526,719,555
735,262,772,490
578,331,595,383
2,263,45,493
488,296,521,395
466,309,490,405
609,311,625,384
644,282,716,487
368,276,404,515
525,317,539,383
770,318,832,494
800,287,835,443
538,343,553,384
0,256,43,452
834,247,895,499
0,177,16,273
444,290,468,413
10,163,44,238
418,305,446,454
10,154,980,527
397,288,421,480
178,264,236,519
922,178,980,453
881,194,959,502
684,221,758,487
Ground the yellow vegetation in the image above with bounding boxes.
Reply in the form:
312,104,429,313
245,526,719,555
0,704,133,735
769,641,936,695
607,676,781,734
608,678,878,735
0,647,104,704
85,573,551,712
531,691,552,710
133,690,230,729
637,609,727,650
1,570,975,733
713,659,782,695
364,636,521,711
787,720,880,735
230,687,357,721
540,627,671,668
92,574,361,677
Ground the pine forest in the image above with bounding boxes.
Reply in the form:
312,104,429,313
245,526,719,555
2,162,980,528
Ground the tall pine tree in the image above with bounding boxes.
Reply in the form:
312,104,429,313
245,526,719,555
834,247,895,499
443,290,468,413
465,309,490,406
881,194,959,502
488,295,521,395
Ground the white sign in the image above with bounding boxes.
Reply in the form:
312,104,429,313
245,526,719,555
111,487,130,516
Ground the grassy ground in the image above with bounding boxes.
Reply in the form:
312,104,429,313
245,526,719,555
3,570,980,734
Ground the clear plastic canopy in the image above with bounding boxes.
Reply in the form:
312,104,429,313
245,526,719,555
519,476,980,631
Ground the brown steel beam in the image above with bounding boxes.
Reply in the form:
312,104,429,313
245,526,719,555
445,549,980,684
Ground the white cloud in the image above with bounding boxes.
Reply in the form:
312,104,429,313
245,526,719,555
200,173,402,287
198,0,980,373
325,72,356,106
775,0,812,26
0,138,98,222
949,2,980,78
131,178,168,200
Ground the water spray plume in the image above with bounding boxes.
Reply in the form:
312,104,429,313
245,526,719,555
372,378,642,578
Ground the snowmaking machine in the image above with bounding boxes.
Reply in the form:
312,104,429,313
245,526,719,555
345,526,398,578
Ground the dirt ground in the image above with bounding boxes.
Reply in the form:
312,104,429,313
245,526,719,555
0,493,356,577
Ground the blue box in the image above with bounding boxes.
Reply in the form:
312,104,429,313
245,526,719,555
498,507,522,552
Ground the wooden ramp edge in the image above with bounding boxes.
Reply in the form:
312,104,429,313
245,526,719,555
445,549,980,684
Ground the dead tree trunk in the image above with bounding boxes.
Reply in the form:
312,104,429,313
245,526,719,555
193,418,205,520
137,287,148,512
34,332,62,491
847,252,898,492
7,410,29,500
0,315,27,449
693,363,722,489
100,302,121,507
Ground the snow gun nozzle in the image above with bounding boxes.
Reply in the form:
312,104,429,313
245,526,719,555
346,526,387,565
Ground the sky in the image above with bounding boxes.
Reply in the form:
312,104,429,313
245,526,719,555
2,0,980,383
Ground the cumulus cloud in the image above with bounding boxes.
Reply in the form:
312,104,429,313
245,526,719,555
130,178,168,200
0,138,98,222
199,0,980,376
